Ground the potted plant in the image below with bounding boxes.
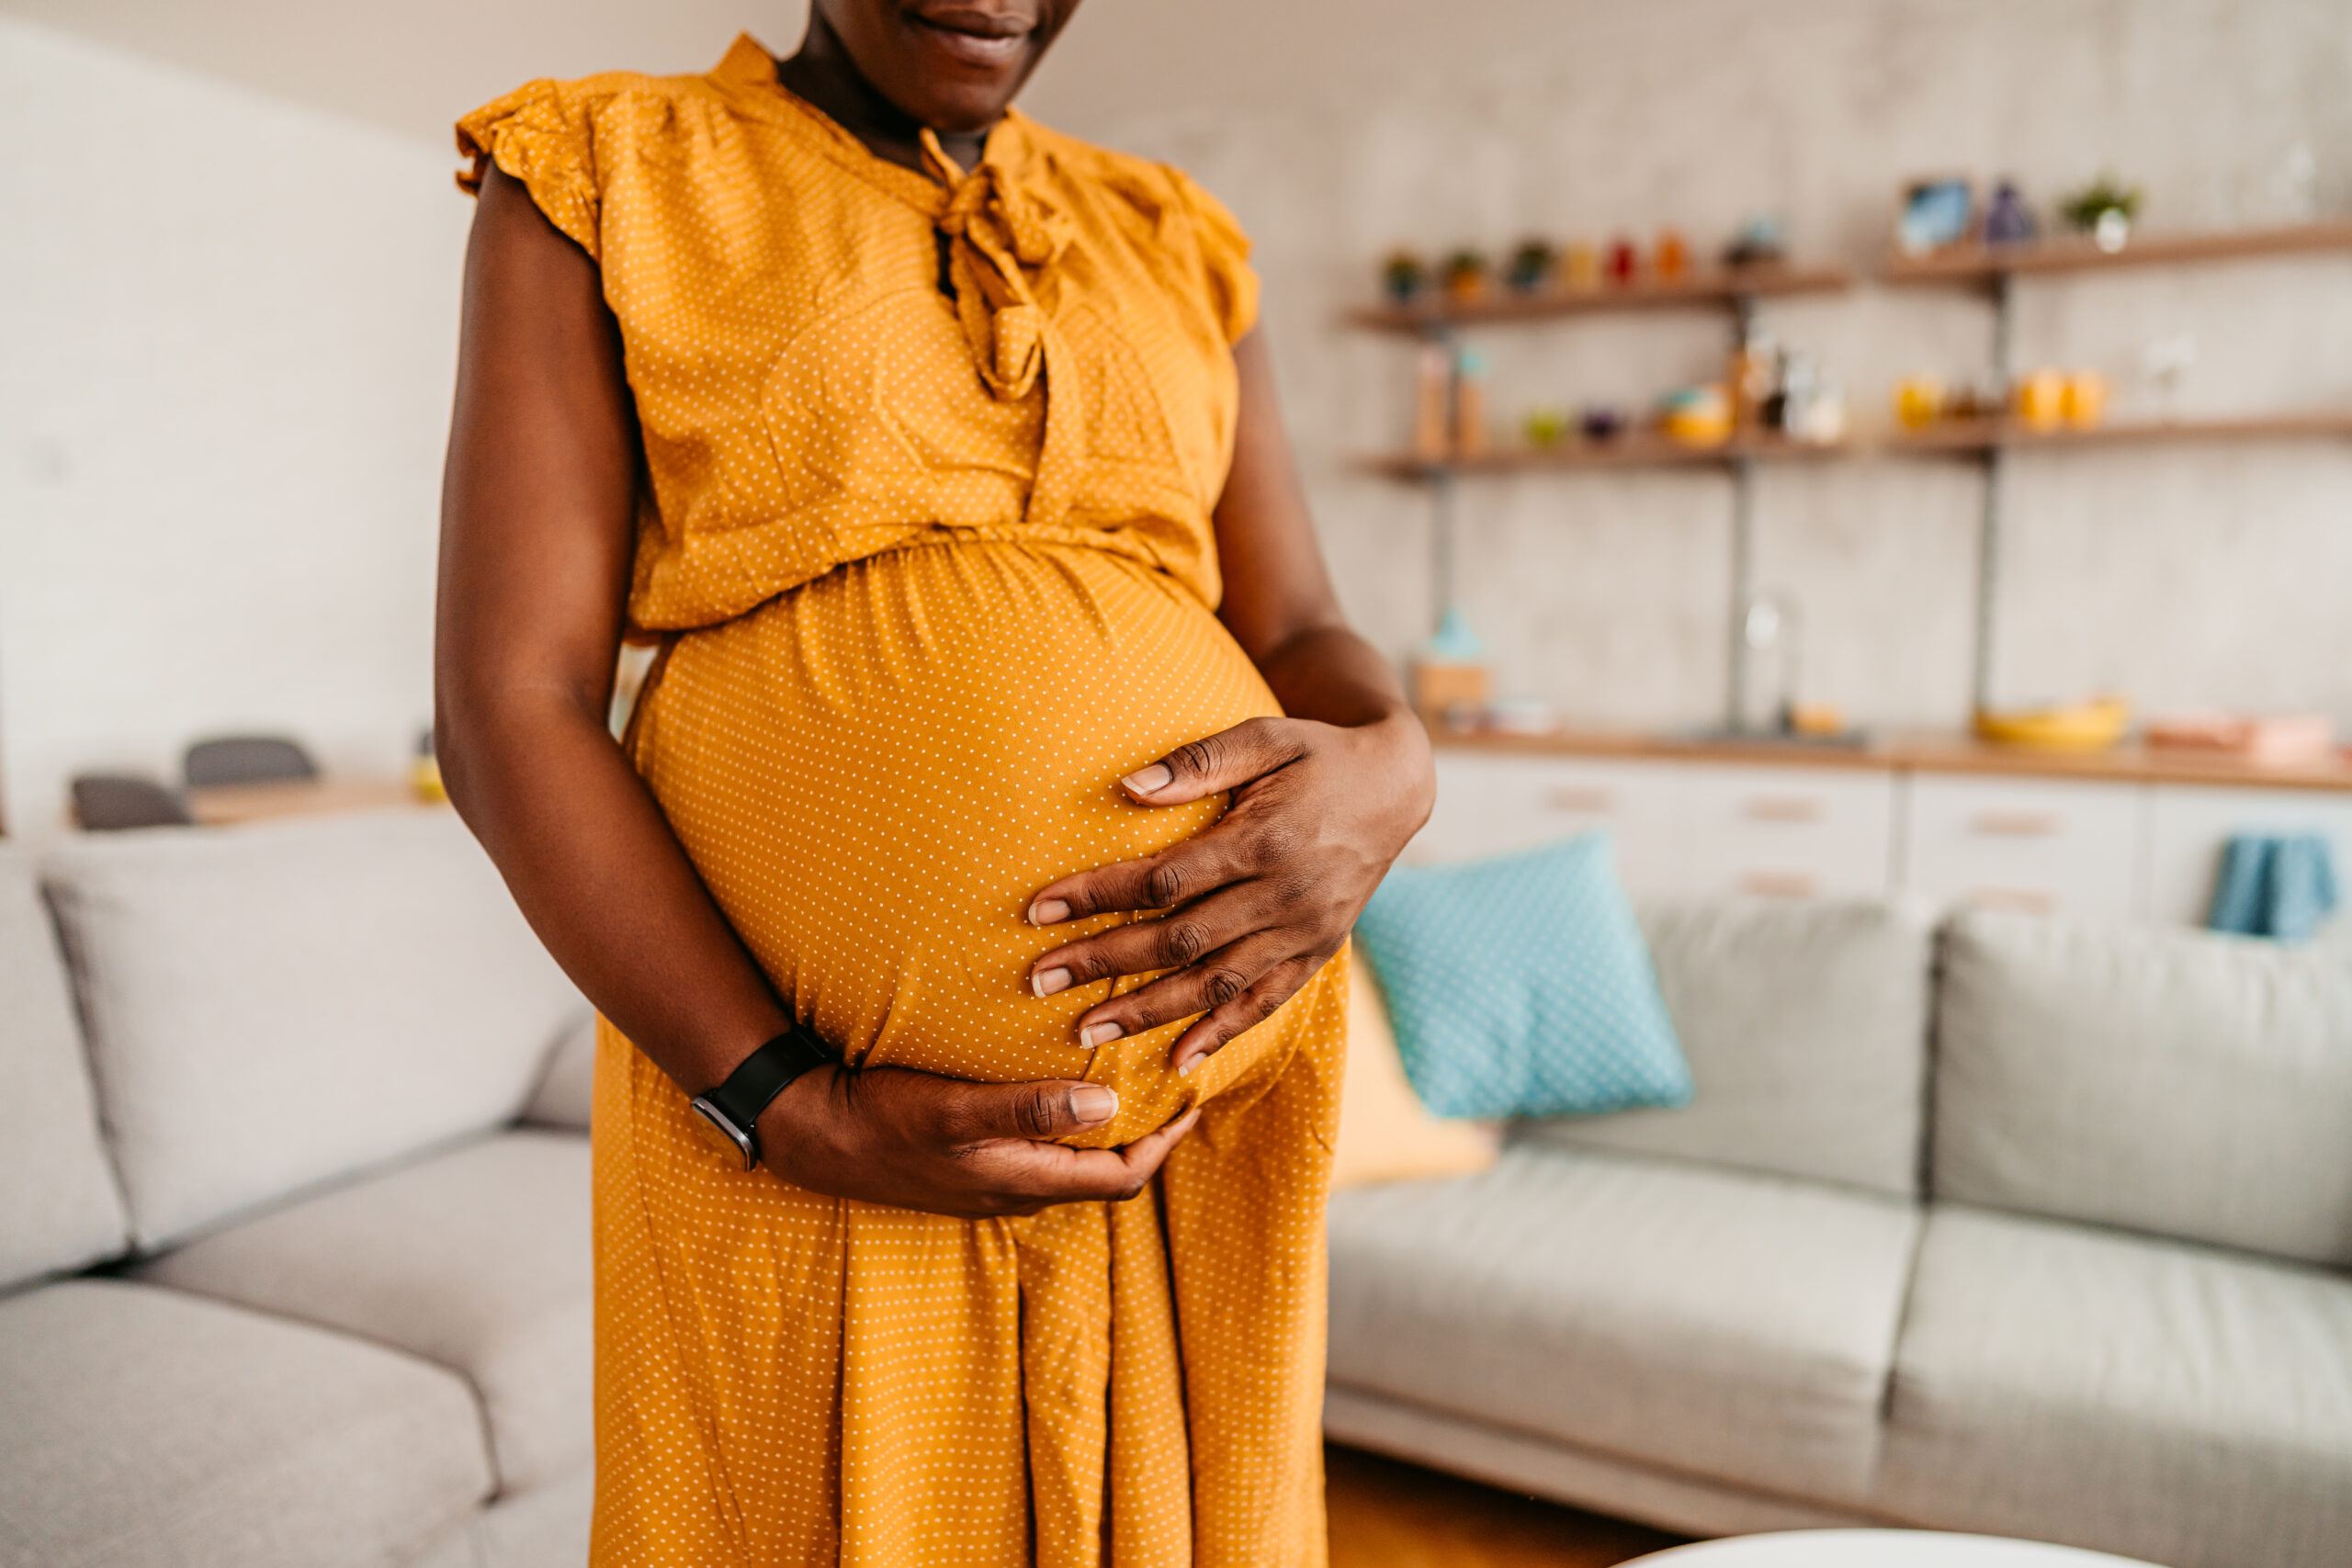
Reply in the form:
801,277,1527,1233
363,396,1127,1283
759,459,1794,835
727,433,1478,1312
1442,249,1490,303
1506,239,1557,294
2059,172,2143,253
1381,250,1427,305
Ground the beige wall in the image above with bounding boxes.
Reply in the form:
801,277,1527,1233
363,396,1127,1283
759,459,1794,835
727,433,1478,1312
5,0,2350,827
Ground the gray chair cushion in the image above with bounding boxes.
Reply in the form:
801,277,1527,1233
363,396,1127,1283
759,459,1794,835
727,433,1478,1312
0,1279,491,1568
1874,1204,2352,1568
0,850,128,1290
1521,899,1933,1198
137,1130,592,1494
43,810,582,1247
1327,1144,1921,1506
1935,910,2352,1265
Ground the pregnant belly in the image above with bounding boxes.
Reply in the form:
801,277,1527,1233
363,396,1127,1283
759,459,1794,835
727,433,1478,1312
630,539,1281,1146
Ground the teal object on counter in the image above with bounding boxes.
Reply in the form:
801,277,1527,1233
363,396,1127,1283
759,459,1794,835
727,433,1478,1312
1352,831,1693,1120
1426,607,1486,663
2208,834,2340,942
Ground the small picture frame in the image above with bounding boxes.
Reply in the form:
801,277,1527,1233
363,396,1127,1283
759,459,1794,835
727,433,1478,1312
1895,175,1975,255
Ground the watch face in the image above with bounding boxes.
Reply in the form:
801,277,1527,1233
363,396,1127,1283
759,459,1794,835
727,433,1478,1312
688,1097,757,1170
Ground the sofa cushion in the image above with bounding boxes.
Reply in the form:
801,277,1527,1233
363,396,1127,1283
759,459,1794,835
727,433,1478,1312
1874,1204,2352,1568
0,850,129,1290
522,1008,597,1131
1354,833,1692,1118
0,1278,491,1568
1935,910,2352,1265
137,1129,592,1494
1521,899,1932,1198
1327,1144,1920,1506
43,810,582,1247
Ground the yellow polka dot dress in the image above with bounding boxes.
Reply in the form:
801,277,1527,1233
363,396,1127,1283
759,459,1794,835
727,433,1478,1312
458,35,1344,1568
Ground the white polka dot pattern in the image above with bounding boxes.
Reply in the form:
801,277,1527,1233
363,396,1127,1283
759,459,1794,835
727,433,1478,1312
1352,831,1693,1120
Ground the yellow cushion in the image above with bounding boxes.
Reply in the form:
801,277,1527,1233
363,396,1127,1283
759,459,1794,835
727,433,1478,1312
1330,944,1501,1190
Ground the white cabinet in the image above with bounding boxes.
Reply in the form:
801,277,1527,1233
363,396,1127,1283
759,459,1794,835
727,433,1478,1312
2143,785,2352,926
1679,765,1896,901
1409,751,1686,898
1416,742,2347,928
1899,775,2145,919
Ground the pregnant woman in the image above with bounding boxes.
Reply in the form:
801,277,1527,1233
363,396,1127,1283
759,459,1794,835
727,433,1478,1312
437,2,1432,1562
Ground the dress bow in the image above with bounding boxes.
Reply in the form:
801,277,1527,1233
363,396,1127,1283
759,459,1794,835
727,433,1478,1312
923,130,1073,401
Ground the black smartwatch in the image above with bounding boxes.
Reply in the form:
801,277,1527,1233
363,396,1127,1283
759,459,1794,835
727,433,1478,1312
688,1021,836,1171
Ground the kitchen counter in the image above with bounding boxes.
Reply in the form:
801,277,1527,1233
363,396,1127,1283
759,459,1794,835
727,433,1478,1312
1429,725,2352,795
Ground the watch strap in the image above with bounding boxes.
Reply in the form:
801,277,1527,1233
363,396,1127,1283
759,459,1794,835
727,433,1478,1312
695,1021,834,1169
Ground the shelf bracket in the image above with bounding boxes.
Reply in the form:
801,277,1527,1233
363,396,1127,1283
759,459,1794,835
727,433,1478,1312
1971,274,2016,714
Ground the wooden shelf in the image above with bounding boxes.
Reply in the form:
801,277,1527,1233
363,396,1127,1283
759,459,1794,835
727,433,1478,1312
1345,264,1851,333
1358,433,1847,479
1361,412,2352,480
1881,410,2352,455
1882,220,2352,285
1430,726,2352,795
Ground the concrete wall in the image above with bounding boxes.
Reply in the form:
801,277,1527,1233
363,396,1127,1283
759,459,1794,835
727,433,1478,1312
5,0,2349,829
1021,0,2352,734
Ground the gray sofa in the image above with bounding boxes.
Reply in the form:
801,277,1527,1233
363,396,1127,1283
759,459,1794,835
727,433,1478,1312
6,811,2348,1567
0,811,599,1568
1328,898,2352,1568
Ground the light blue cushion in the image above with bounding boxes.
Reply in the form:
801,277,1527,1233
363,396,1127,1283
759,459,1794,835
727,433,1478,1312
1352,832,1692,1119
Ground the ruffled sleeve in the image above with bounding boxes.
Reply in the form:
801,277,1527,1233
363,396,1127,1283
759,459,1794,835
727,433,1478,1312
1162,165,1260,344
456,80,603,260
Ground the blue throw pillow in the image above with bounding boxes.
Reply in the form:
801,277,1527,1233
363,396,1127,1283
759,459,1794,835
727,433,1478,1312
1352,831,1692,1120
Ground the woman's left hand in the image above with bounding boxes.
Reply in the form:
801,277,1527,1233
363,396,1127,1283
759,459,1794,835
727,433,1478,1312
1024,709,1433,1074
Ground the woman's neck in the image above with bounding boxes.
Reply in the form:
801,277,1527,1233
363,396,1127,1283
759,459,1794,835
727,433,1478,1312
773,16,990,175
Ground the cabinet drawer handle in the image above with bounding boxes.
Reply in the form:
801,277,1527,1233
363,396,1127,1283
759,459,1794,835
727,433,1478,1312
1972,810,2063,838
1744,796,1823,823
1740,872,1817,898
1970,886,2055,913
1545,787,1617,813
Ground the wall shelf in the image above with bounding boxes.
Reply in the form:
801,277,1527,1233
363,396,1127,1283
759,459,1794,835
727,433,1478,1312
1348,215,2352,730
1345,264,1851,333
1880,410,2352,456
1881,219,2352,286
1358,412,2352,481
1357,434,1847,480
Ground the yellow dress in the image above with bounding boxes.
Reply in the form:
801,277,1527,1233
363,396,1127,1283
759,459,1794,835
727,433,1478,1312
458,36,1344,1568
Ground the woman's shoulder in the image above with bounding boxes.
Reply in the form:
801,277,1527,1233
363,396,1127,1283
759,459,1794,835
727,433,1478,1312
1014,116,1258,341
455,57,753,258
458,63,729,165
1016,116,1238,234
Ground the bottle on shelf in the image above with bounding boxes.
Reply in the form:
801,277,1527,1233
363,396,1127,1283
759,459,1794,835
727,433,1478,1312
1453,348,1490,457
1412,344,1452,460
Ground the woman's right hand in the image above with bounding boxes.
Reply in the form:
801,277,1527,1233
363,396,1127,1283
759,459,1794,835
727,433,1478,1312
759,1068,1199,1219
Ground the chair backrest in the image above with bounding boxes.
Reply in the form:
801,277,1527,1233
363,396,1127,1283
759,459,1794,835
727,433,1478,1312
70,775,193,831
183,735,318,789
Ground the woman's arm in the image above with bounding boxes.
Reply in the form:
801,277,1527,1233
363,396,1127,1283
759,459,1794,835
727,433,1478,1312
439,166,1193,1214
1023,328,1436,1070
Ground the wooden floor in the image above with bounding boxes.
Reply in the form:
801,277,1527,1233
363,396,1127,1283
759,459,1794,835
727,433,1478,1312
1327,1444,1688,1568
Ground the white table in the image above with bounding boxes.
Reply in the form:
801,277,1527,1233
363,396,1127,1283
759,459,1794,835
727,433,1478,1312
1626,1531,2159,1567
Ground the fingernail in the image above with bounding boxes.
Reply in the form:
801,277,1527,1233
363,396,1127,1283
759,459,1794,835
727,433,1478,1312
1123,762,1173,795
1070,1084,1118,1123
1029,898,1071,926
1031,967,1072,998
1080,1021,1124,1048
1178,1054,1201,1077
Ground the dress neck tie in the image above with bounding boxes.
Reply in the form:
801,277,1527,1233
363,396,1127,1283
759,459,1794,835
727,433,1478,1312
922,128,1072,401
